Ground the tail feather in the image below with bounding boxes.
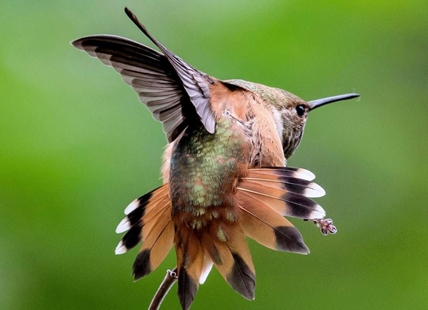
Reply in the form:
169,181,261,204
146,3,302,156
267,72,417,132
238,193,309,254
175,227,204,310
249,167,316,181
203,224,256,300
115,185,170,254
114,167,326,307
199,253,213,284
239,176,325,198
132,206,174,280
116,199,170,254
116,185,169,235
115,185,174,280
237,168,326,219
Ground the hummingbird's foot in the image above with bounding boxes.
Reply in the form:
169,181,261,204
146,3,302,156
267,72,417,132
312,218,337,235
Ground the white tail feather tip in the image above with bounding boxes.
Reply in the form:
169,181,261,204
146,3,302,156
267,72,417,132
115,241,127,255
309,204,326,219
294,168,315,181
304,183,326,198
115,218,131,234
199,260,214,284
124,200,139,215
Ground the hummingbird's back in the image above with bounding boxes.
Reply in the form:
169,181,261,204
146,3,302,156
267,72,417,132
169,118,248,216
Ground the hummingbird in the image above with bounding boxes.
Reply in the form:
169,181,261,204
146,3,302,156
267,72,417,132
73,8,358,310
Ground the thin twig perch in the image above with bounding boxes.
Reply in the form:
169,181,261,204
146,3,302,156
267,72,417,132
149,267,178,310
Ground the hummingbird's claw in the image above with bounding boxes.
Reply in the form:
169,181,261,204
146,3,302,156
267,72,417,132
312,218,337,235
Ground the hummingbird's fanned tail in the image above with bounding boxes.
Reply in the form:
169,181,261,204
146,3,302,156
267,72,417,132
238,194,309,254
113,169,325,309
115,185,174,279
174,211,256,308
175,226,205,310
201,223,256,300
132,211,174,280
237,167,326,220
236,167,327,254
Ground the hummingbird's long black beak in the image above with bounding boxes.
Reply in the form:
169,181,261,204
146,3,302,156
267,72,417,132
309,93,359,111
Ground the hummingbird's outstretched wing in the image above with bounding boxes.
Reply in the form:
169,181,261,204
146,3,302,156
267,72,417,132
72,13,215,142
124,7,215,134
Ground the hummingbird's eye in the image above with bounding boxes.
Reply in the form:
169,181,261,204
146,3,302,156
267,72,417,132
295,105,306,117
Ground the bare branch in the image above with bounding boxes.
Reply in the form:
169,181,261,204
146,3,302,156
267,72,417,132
149,267,178,310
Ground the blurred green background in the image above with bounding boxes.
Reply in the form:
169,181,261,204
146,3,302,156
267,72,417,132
1,0,427,309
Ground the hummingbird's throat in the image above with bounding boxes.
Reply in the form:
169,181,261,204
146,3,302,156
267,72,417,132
282,128,304,159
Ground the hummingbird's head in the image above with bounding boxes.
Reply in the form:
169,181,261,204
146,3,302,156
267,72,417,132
276,90,359,159
276,92,310,159
221,80,359,161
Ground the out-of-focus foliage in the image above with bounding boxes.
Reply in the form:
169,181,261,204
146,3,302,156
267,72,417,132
1,1,427,309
